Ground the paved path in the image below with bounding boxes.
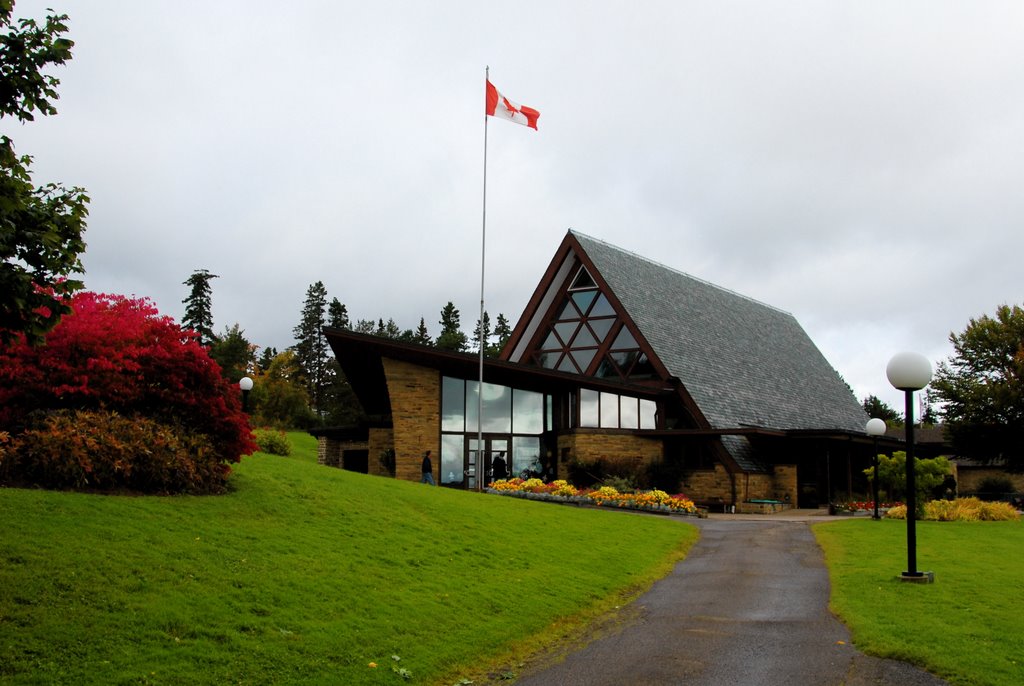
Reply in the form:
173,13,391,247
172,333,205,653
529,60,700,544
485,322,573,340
515,514,948,686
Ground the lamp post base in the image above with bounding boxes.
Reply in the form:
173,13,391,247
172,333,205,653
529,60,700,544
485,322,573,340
899,571,935,584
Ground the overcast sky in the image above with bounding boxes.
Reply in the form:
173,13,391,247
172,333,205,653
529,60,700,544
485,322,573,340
10,0,1024,413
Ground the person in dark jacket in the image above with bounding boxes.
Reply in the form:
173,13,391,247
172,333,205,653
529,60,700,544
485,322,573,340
491,452,508,484
421,450,435,485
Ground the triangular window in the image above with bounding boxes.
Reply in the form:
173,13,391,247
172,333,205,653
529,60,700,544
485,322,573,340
569,266,596,291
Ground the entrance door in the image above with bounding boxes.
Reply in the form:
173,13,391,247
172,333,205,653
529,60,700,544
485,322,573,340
466,436,510,490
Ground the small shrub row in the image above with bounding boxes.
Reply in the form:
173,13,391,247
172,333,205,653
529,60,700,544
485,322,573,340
252,428,291,456
886,498,1020,522
5,410,228,494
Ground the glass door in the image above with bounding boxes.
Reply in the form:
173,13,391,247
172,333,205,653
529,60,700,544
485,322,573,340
466,436,510,490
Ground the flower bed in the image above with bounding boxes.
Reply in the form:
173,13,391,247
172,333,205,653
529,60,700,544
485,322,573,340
488,478,699,516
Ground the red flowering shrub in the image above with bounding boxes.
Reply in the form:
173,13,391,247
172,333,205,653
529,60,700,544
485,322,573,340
0,292,256,492
9,411,226,493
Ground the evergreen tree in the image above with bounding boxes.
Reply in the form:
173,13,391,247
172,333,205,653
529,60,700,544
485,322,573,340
327,297,349,330
181,269,218,346
1,5,89,346
494,313,512,353
291,281,329,417
436,301,468,352
414,317,431,346
472,311,491,354
257,346,277,372
353,319,375,334
209,323,253,382
862,394,901,425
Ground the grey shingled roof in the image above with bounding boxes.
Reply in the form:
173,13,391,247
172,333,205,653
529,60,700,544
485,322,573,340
573,231,868,434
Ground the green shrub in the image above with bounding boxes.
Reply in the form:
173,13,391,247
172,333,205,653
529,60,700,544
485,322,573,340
975,475,1015,501
253,428,291,456
8,410,225,494
600,474,638,494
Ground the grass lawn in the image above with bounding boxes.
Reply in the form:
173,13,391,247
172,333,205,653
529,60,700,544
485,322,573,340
0,432,697,685
814,517,1024,686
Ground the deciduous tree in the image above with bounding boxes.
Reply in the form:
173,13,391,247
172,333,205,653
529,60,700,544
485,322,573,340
932,303,1024,470
0,291,256,479
1,3,88,346
862,394,901,425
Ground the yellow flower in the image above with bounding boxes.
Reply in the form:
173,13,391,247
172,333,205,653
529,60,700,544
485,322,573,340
368,662,377,668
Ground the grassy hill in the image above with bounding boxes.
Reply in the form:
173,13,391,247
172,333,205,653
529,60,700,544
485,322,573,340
0,433,697,685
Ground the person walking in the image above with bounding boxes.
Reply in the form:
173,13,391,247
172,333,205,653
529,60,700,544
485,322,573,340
420,450,435,485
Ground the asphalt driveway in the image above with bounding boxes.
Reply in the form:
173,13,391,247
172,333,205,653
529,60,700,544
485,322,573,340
514,514,948,686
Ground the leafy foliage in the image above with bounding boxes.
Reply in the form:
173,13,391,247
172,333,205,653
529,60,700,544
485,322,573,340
247,350,316,429
208,322,253,382
932,303,1024,470
0,3,88,346
863,451,951,513
0,291,256,479
861,394,901,424
8,410,225,493
885,498,1020,522
252,427,291,456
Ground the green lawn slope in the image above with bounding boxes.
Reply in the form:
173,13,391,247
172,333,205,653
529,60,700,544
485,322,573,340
1,433,697,685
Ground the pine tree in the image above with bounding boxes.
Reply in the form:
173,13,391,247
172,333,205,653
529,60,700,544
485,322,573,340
292,281,329,417
181,269,218,346
493,313,512,354
327,298,349,330
472,311,491,354
436,302,468,352
414,317,431,346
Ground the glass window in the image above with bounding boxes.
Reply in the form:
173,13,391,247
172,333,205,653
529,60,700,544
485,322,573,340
600,392,619,427
589,318,615,343
536,351,557,369
589,294,615,318
595,357,619,379
554,321,579,344
611,327,637,350
580,389,599,427
442,377,465,432
541,330,561,350
441,434,464,485
570,267,596,290
555,298,578,321
481,382,511,433
620,396,639,429
512,436,541,477
640,399,657,429
571,290,597,314
570,348,597,373
557,356,578,373
631,353,655,378
611,350,638,371
465,380,479,431
571,326,597,348
512,389,544,434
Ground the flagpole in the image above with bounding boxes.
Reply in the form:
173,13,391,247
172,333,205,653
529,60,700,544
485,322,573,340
477,66,488,492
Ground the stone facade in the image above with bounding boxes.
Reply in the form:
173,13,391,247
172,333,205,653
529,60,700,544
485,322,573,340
381,358,439,482
367,427,395,477
555,430,663,480
682,463,798,509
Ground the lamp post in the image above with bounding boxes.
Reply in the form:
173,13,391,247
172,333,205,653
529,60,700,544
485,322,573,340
866,417,887,520
886,352,933,583
239,376,254,413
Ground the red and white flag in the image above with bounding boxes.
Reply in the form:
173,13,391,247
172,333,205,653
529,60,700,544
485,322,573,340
485,80,539,130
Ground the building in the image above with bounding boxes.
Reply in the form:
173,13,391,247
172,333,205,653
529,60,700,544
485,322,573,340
315,230,879,509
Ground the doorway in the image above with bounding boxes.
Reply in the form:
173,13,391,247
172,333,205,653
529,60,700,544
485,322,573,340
466,435,510,490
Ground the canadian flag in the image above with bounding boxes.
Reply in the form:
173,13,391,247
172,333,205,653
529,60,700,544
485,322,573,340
485,80,539,130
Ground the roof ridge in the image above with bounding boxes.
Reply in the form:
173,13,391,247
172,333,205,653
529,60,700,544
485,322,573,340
568,228,793,317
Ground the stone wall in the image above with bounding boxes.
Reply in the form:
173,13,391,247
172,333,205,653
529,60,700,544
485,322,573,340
381,358,439,482
681,463,798,508
957,467,1024,494
555,430,663,480
367,427,394,477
